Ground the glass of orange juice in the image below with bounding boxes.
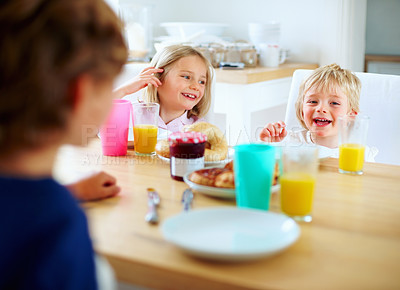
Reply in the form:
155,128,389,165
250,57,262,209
338,115,369,175
280,146,319,222
132,103,159,156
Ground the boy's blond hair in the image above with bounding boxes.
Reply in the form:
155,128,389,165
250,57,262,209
295,63,361,129
142,45,213,119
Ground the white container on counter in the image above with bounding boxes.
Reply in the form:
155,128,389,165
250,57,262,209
160,22,228,39
248,22,281,50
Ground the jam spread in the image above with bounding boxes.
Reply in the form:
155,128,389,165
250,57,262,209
168,131,207,181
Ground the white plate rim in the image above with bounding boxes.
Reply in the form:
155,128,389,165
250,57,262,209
183,171,236,199
157,154,170,163
161,207,301,261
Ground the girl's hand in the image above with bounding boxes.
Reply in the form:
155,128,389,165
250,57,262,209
113,67,164,99
259,121,288,142
66,171,120,202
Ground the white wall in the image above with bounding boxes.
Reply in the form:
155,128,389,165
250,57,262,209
118,0,367,71
118,0,322,63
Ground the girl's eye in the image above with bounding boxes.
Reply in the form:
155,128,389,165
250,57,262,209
331,102,340,105
199,80,206,85
307,100,317,104
182,75,190,79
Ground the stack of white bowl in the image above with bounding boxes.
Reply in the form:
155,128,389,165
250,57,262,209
248,22,281,50
154,22,230,53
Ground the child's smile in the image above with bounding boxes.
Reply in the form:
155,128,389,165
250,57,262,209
313,117,332,127
182,92,198,100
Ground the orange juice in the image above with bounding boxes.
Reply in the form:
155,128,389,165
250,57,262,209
339,143,365,172
280,172,315,216
133,124,158,154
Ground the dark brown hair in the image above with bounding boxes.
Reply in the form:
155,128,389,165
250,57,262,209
0,0,127,155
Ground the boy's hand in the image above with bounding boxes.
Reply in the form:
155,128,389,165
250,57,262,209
113,67,164,99
66,171,120,202
259,121,288,142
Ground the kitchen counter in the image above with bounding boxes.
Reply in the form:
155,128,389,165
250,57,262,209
123,61,318,84
214,62,318,84
364,54,400,73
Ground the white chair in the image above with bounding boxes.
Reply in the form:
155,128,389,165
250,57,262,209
285,69,400,165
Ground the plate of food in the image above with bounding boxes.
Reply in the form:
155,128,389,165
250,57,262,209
183,167,236,199
161,207,300,262
183,160,280,199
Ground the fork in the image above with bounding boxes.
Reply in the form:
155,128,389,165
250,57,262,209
145,188,160,224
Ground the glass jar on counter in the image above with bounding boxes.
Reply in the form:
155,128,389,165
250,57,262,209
223,41,257,67
224,43,242,63
209,43,225,68
119,4,152,62
195,43,226,68
168,132,207,181
239,43,257,67
196,44,214,67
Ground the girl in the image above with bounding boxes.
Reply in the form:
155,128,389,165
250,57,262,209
115,45,214,132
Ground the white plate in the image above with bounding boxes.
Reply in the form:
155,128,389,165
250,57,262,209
161,207,300,262
205,158,231,167
157,154,170,163
183,172,236,199
183,171,280,199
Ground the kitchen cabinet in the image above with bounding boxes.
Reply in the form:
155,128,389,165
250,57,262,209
364,54,400,75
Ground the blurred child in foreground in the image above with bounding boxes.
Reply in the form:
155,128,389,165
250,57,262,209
0,0,127,288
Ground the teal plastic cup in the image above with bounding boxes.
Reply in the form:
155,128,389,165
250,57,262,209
234,144,276,210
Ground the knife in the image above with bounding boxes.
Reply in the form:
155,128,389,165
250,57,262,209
181,188,194,212
145,188,160,224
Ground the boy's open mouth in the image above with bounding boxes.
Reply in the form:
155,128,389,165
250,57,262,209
313,118,332,127
182,93,197,100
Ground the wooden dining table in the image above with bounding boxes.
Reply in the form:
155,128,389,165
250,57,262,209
54,139,400,290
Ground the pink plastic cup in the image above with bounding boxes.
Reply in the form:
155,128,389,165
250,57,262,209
99,99,132,156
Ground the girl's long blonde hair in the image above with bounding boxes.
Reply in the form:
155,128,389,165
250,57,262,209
295,63,361,129
142,45,213,118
